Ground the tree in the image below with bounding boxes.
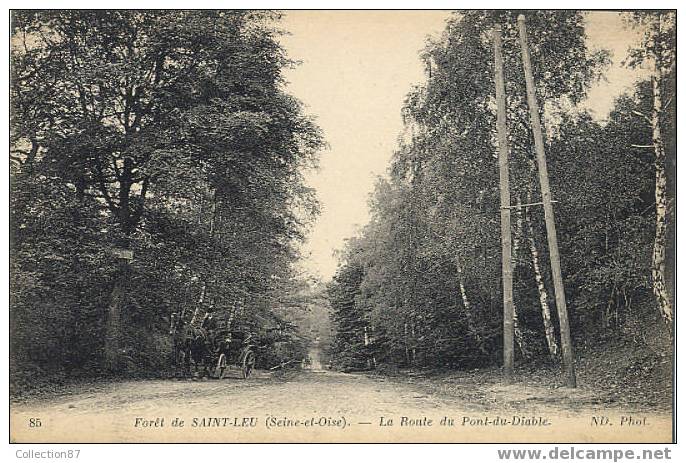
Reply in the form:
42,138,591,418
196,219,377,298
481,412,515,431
327,259,370,371
328,11,658,374
10,10,323,378
389,10,607,365
624,11,676,326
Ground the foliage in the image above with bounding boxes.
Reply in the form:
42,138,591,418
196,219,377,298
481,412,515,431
327,11,672,371
10,10,323,389
327,260,372,371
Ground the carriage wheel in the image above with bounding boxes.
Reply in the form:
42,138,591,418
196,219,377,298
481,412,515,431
216,353,228,379
241,350,256,379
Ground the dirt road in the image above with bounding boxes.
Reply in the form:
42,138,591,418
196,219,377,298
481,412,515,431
10,369,672,443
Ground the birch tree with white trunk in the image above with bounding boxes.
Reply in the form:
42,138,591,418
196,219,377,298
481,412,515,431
625,11,676,325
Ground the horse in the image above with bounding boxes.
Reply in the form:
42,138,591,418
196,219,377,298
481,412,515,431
169,311,191,377
170,311,212,378
187,324,213,378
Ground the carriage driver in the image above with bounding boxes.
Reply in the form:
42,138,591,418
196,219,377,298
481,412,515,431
201,305,217,331
201,305,230,353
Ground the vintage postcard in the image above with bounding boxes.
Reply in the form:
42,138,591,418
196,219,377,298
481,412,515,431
9,9,675,444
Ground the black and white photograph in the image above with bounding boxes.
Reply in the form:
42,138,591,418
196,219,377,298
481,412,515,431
7,7,677,446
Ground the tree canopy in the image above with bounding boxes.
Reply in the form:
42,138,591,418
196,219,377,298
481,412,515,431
327,11,673,375
10,10,324,384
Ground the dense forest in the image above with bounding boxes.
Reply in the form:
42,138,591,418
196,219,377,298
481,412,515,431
9,10,676,402
327,10,675,389
10,11,323,392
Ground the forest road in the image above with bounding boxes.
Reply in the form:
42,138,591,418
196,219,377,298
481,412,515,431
10,369,672,443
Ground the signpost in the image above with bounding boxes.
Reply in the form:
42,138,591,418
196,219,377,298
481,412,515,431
112,248,134,260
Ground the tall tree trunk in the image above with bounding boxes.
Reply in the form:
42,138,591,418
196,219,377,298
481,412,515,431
403,322,410,365
455,257,488,355
209,188,218,238
104,259,127,371
191,283,208,325
369,325,377,368
650,65,673,325
410,322,416,364
525,192,559,360
364,326,372,369
104,159,134,372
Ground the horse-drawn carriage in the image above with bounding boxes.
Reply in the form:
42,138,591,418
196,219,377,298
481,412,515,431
169,307,257,379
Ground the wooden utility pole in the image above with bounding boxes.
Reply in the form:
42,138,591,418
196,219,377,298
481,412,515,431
517,14,576,388
492,25,514,381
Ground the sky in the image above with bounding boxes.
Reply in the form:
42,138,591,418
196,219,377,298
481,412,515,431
278,11,648,281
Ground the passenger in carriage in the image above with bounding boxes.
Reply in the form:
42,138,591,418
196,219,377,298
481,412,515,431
200,305,220,351
201,305,217,330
